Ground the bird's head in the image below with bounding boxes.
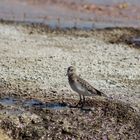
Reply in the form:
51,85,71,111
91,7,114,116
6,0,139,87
67,66,76,76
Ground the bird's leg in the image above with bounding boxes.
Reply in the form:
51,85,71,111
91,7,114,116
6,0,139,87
69,94,82,108
74,94,82,107
80,95,85,108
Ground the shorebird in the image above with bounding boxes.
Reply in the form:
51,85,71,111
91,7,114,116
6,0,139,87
67,66,107,108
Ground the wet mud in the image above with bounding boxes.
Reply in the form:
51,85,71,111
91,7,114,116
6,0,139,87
0,94,140,140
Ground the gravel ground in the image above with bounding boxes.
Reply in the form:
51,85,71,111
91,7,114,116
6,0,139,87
0,22,140,139
0,22,139,106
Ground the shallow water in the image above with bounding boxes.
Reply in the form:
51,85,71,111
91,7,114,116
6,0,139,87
86,0,140,5
0,0,140,29
0,97,19,106
23,99,47,108
0,97,68,110
129,37,140,46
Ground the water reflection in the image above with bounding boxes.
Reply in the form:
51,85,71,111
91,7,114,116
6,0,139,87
0,97,68,110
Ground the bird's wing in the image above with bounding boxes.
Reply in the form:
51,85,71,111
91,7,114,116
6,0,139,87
77,76,107,97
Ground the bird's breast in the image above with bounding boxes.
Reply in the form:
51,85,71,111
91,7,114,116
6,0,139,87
69,80,87,95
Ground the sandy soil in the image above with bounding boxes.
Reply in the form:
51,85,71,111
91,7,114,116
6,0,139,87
0,21,140,139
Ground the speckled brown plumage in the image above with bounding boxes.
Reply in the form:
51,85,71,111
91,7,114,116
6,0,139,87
67,66,107,108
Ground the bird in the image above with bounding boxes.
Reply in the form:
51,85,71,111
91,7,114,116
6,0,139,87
67,66,107,108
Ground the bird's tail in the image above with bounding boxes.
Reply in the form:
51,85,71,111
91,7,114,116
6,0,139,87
97,90,108,98
101,92,108,97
